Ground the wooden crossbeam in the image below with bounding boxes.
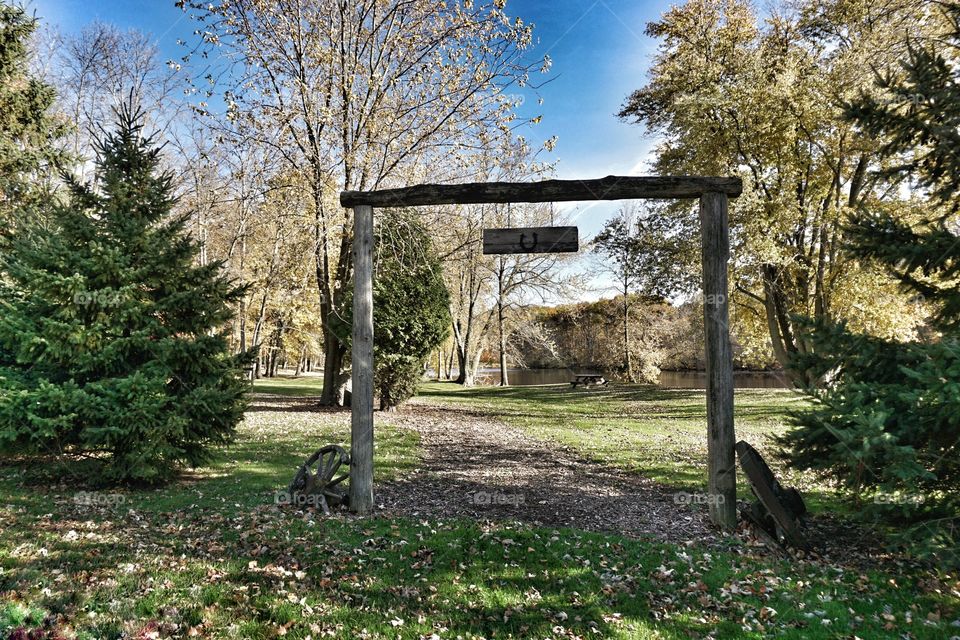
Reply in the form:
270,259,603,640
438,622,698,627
340,175,742,208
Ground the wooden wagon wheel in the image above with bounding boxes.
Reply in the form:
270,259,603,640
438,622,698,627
288,445,351,515
735,440,809,551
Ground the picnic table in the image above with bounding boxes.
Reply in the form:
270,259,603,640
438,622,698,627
570,374,608,388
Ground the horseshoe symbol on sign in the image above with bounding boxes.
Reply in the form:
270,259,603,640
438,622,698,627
519,232,539,250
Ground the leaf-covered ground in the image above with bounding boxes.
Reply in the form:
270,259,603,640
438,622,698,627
0,376,957,639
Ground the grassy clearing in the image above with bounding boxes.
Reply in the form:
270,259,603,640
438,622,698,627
416,382,835,508
249,374,327,398
0,376,956,639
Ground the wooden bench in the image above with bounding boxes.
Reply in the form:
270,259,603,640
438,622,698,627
571,375,608,388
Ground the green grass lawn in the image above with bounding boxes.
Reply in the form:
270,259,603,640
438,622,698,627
0,376,956,639
417,381,834,508
249,374,326,397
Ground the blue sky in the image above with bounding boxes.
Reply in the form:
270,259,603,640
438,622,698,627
510,1,668,175
502,0,672,249
34,0,673,296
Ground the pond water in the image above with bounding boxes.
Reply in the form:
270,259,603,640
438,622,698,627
431,368,791,389
657,370,791,389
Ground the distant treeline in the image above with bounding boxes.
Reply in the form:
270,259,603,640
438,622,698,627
503,296,778,382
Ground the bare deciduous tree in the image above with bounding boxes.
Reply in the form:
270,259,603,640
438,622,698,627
45,21,181,174
179,0,549,404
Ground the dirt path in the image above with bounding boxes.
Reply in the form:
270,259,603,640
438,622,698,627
377,403,721,545
253,393,893,563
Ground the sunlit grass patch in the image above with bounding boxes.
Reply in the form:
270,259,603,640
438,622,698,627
415,382,838,510
252,374,325,397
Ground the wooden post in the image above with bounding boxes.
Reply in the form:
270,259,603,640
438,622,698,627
350,204,375,514
699,191,737,531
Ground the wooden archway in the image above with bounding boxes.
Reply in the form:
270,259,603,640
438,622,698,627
339,175,742,530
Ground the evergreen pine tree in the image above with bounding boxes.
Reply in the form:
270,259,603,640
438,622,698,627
0,104,248,483
780,4,960,558
372,213,450,410
0,3,66,225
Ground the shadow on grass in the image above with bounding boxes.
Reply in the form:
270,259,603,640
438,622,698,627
246,395,345,413
419,382,707,405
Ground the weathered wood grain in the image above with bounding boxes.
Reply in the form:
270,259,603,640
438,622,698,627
349,205,375,514
341,175,742,208
699,191,737,532
482,226,579,255
736,441,810,550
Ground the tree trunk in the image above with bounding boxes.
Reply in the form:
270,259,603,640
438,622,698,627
313,183,348,406
326,207,356,404
623,294,634,383
238,301,247,354
320,332,345,401
249,291,269,381
451,314,463,383
497,259,509,387
237,231,248,356
761,264,808,386
294,344,306,377
453,321,480,385
499,320,509,387
455,341,472,385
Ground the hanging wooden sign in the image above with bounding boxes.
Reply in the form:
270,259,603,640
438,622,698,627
482,226,579,255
